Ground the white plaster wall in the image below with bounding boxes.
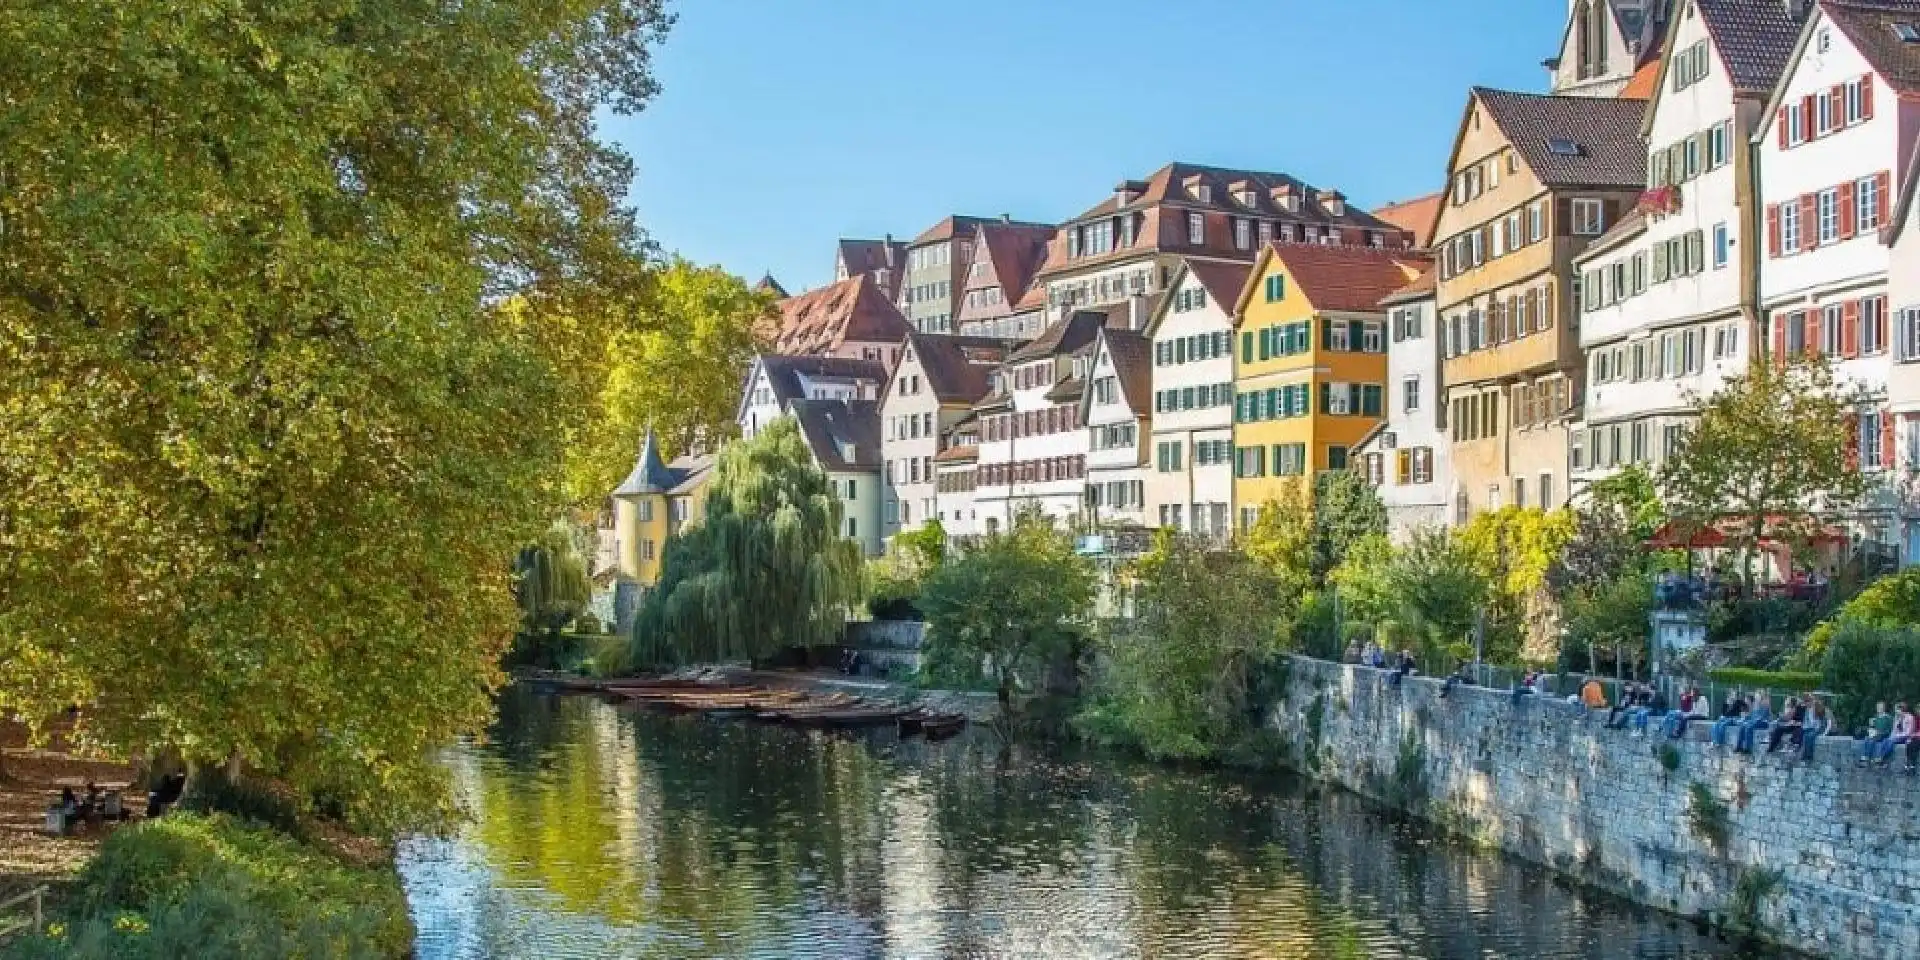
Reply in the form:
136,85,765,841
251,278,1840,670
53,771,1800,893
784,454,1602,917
1378,296,1454,535
1144,275,1236,524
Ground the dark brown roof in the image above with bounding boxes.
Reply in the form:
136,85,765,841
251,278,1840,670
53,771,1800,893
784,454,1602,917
1371,192,1445,248
1826,0,1920,97
1099,329,1152,414
773,274,911,356
1474,88,1648,189
1008,309,1108,362
1378,266,1437,307
1262,244,1432,314
760,354,887,407
1695,0,1806,94
789,398,882,473
905,333,1013,406
837,238,905,277
1185,260,1255,309
755,273,789,298
1045,376,1085,403
912,215,1050,247
973,222,1057,300
933,444,978,464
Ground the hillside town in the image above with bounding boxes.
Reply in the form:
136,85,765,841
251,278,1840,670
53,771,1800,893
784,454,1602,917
601,0,1920,607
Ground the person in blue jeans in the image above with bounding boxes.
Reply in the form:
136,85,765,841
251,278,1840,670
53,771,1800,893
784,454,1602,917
1799,699,1831,764
1734,695,1773,754
1710,690,1748,748
1857,702,1893,764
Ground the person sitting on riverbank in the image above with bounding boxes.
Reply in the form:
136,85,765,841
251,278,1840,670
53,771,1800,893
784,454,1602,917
1441,664,1471,698
1857,702,1894,765
1734,694,1773,754
1874,703,1914,767
1580,677,1606,711
1710,690,1748,748
1663,687,1706,739
1798,698,1832,764
1386,651,1417,688
1509,671,1542,704
1765,697,1804,753
1606,684,1646,729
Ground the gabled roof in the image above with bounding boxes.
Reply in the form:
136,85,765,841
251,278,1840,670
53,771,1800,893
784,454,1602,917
1046,377,1085,403
912,215,1051,247
1237,243,1431,318
1378,266,1438,307
1825,0,1920,96
613,428,677,497
755,273,789,298
933,444,978,464
971,221,1057,300
1548,0,1673,77
902,333,1013,406
1141,258,1252,339
1473,88,1648,189
1371,192,1445,248
1094,328,1152,415
788,398,882,473
1696,0,1806,95
1008,309,1108,362
773,274,911,356
1881,131,1920,245
1621,60,1662,100
757,354,888,408
836,238,906,277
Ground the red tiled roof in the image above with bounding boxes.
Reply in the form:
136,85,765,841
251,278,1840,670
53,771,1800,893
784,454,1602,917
1184,259,1254,309
975,222,1056,300
773,274,911,357
1370,192,1444,248
1378,266,1437,307
1264,243,1432,314
913,215,1050,246
1619,60,1661,100
1826,0,1920,97
906,333,1012,406
1100,329,1153,415
933,444,978,464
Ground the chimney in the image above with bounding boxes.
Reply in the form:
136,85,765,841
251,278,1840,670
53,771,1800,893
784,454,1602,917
1318,190,1346,218
1115,180,1146,205
1783,0,1812,19
1000,213,1012,223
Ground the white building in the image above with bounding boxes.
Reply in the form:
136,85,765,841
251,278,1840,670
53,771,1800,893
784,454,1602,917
1080,327,1152,529
932,415,983,536
738,354,887,440
971,311,1108,533
1572,0,1804,488
1355,269,1454,540
1140,259,1245,537
1753,0,1913,549
788,398,885,556
879,334,1011,539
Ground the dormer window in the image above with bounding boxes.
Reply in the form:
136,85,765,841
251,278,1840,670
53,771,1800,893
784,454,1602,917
1898,22,1920,43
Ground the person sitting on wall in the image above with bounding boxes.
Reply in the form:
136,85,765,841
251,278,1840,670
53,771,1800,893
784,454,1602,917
1629,686,1668,736
1386,650,1415,687
1605,683,1639,729
1875,702,1914,768
1580,676,1607,712
1509,670,1540,705
1734,693,1774,755
1442,663,1472,698
1798,698,1832,764
1710,689,1748,748
1662,687,1702,739
1857,702,1895,766
1766,696,1805,753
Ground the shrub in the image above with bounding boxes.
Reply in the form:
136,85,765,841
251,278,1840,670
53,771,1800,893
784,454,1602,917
1821,621,1920,731
1799,568,1920,667
1687,782,1729,852
572,612,603,635
1706,668,1823,692
178,773,304,838
5,813,411,958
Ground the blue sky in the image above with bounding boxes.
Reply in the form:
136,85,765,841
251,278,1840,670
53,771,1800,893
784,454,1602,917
605,0,1568,292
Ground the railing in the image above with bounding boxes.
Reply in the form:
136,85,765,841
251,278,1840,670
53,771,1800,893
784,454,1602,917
0,885,47,942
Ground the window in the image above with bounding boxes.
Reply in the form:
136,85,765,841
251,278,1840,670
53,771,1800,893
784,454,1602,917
1513,476,1527,509
1265,274,1286,302
1781,201,1802,253
1713,223,1730,269
1785,310,1807,356
1258,221,1273,246
1818,188,1840,245
1823,304,1845,355
1539,473,1555,510
1234,218,1251,251
1187,212,1205,245
1708,121,1730,169
1862,411,1886,469
1859,176,1883,232
1327,446,1349,471
1864,297,1889,355
1847,78,1867,124
1273,443,1308,476
1362,322,1384,353
1403,375,1421,413
1787,102,1805,145
1818,91,1835,135
1572,199,1605,235
1528,201,1545,243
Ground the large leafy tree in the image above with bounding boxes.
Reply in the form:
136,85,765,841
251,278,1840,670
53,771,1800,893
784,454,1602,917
1384,528,1489,665
629,417,864,668
918,511,1095,711
1661,358,1872,586
1456,507,1576,663
1080,534,1288,760
1310,469,1388,583
0,0,670,832
567,259,774,503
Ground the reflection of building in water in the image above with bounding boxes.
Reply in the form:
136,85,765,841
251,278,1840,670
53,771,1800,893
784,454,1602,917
878,773,942,955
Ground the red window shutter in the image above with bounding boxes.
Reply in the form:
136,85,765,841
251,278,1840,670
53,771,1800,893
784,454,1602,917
1773,315,1788,369
1863,75,1876,120
1844,300,1861,358
1777,108,1790,149
1878,171,1894,224
1801,193,1819,243
1767,204,1782,257
1831,86,1846,132
1805,312,1822,358
1885,411,1898,470
1802,96,1816,135
1846,414,1861,470
1841,180,1858,238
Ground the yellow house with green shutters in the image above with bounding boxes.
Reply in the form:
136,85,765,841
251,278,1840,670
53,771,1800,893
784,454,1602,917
1231,243,1430,529
609,428,715,587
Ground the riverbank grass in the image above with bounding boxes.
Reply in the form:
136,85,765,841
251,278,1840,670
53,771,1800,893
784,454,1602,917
1,812,411,959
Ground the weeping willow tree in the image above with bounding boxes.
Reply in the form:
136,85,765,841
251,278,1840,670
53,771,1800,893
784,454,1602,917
631,417,863,668
513,527,593,638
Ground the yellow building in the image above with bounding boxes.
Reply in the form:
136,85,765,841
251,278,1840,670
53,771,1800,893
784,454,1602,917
608,428,714,587
1231,243,1429,529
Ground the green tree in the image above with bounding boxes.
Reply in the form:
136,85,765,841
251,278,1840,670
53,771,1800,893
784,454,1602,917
508,527,593,668
1330,534,1399,637
1310,469,1388,583
567,259,774,503
1660,358,1872,587
0,0,671,833
1079,535,1288,760
629,417,864,668
918,512,1094,711
1387,528,1490,666
1238,489,1315,608
1456,507,1575,664
1821,621,1920,731
1799,567,1920,667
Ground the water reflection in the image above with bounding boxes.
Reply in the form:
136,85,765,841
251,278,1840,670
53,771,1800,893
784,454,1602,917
400,687,1770,959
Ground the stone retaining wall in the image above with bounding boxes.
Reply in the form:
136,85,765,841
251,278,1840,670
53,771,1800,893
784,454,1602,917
1270,656,1920,960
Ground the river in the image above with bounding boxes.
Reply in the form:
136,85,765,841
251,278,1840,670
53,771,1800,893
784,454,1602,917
397,685,1773,959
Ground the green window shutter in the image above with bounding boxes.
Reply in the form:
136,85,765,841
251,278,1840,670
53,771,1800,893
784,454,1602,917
1362,385,1383,417
1347,383,1362,414
1320,317,1333,351
1259,328,1272,361
1319,382,1331,414
1242,331,1254,363
1348,320,1363,351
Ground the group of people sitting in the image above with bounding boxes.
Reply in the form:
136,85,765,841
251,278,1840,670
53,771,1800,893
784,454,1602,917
1702,690,1831,762
1358,643,1419,687
1852,702,1920,772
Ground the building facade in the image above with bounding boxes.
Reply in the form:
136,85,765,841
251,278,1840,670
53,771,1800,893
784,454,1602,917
600,429,716,630
738,354,887,440
1142,260,1248,537
954,220,1056,341
1355,269,1455,540
771,272,912,364
788,398,886,556
1571,0,1803,490
1435,88,1646,519
901,216,1051,335
971,311,1107,532
1547,0,1672,97
835,236,908,302
1232,243,1428,528
932,415,983,536
880,334,1011,538
1081,327,1152,529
